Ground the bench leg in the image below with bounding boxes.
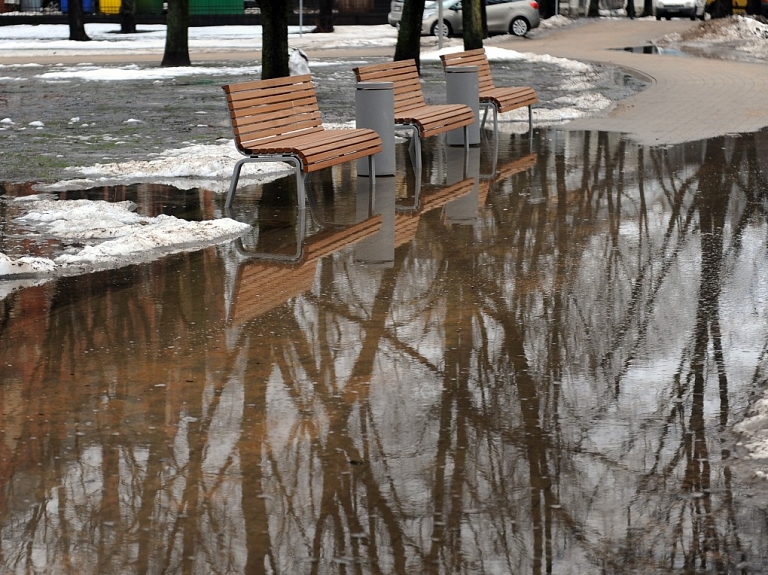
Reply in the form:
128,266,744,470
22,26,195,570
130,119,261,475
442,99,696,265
397,124,422,174
226,157,249,208
528,105,533,134
225,155,306,209
368,154,376,204
480,105,490,131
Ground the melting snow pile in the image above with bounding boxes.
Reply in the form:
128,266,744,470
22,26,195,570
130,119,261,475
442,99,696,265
660,15,768,59
1,197,249,278
41,140,292,194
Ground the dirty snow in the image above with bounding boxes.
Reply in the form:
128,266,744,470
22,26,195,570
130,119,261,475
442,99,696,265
5,196,249,277
657,14,768,58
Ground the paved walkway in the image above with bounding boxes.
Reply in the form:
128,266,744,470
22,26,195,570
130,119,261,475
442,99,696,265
502,19,768,146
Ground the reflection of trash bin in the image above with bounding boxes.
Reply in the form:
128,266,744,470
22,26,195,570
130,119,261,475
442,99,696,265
355,176,396,267
20,0,42,10
445,65,480,146
60,0,95,12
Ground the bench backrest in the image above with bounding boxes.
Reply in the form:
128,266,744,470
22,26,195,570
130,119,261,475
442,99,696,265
353,59,427,113
222,75,324,151
439,48,496,92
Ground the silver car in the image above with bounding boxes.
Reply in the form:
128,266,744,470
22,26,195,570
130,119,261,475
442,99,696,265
422,0,540,37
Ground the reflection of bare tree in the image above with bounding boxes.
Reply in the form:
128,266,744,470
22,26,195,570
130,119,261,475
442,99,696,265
3,130,768,573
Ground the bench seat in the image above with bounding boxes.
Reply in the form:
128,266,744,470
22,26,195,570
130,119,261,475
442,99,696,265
223,75,382,208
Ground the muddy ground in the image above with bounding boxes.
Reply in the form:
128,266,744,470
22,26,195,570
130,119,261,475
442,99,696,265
0,53,645,187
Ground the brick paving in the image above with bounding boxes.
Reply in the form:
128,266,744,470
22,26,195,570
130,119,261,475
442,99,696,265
506,18,768,146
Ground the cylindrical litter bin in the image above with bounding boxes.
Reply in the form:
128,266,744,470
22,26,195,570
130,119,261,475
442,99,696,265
355,81,396,177
445,65,480,147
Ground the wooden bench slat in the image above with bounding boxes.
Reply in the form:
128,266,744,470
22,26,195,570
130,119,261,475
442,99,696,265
232,110,321,135
228,93,318,113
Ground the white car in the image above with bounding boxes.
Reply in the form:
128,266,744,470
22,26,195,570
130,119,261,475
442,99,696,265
655,0,706,19
422,0,540,37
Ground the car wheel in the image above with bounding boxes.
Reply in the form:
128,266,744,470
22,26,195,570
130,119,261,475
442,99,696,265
430,20,452,37
510,16,530,37
656,12,662,19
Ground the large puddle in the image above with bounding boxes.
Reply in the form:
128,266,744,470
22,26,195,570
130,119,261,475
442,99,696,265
4,121,768,572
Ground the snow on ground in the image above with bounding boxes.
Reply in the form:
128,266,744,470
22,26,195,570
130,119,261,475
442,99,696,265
0,23,400,58
40,140,293,194
657,14,768,59
2,195,249,278
1,16,768,283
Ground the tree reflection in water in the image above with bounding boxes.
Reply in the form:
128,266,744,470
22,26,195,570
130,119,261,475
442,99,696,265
2,129,768,573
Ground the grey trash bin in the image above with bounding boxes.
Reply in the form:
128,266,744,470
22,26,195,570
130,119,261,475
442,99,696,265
355,81,396,177
445,66,481,147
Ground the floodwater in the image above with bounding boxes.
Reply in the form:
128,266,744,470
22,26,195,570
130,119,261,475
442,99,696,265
3,125,768,575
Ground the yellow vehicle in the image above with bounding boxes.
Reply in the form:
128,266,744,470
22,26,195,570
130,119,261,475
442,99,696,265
705,0,753,15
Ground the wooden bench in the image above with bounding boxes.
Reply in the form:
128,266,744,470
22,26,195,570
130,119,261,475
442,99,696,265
353,59,475,169
439,48,538,135
222,74,383,209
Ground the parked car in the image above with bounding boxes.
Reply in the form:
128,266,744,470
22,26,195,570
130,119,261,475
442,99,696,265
655,0,705,19
422,0,540,37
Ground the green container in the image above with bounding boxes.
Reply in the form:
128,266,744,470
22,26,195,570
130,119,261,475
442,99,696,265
189,0,242,15
136,0,162,14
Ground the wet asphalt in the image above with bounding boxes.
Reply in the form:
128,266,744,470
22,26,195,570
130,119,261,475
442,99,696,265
514,18,768,146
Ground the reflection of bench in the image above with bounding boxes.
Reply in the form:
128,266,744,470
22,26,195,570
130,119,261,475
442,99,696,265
395,177,475,247
439,48,538,135
222,75,383,209
353,59,475,167
229,215,382,326
479,152,537,206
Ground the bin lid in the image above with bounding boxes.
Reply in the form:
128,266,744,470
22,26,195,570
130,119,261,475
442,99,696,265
356,81,395,90
445,65,479,73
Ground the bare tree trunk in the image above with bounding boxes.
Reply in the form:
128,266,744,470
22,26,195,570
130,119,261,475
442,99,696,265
161,0,191,67
67,0,90,41
394,0,426,71
539,0,556,18
709,0,733,16
587,0,600,16
119,0,137,34
259,0,290,79
643,0,652,16
314,0,334,32
462,0,484,50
